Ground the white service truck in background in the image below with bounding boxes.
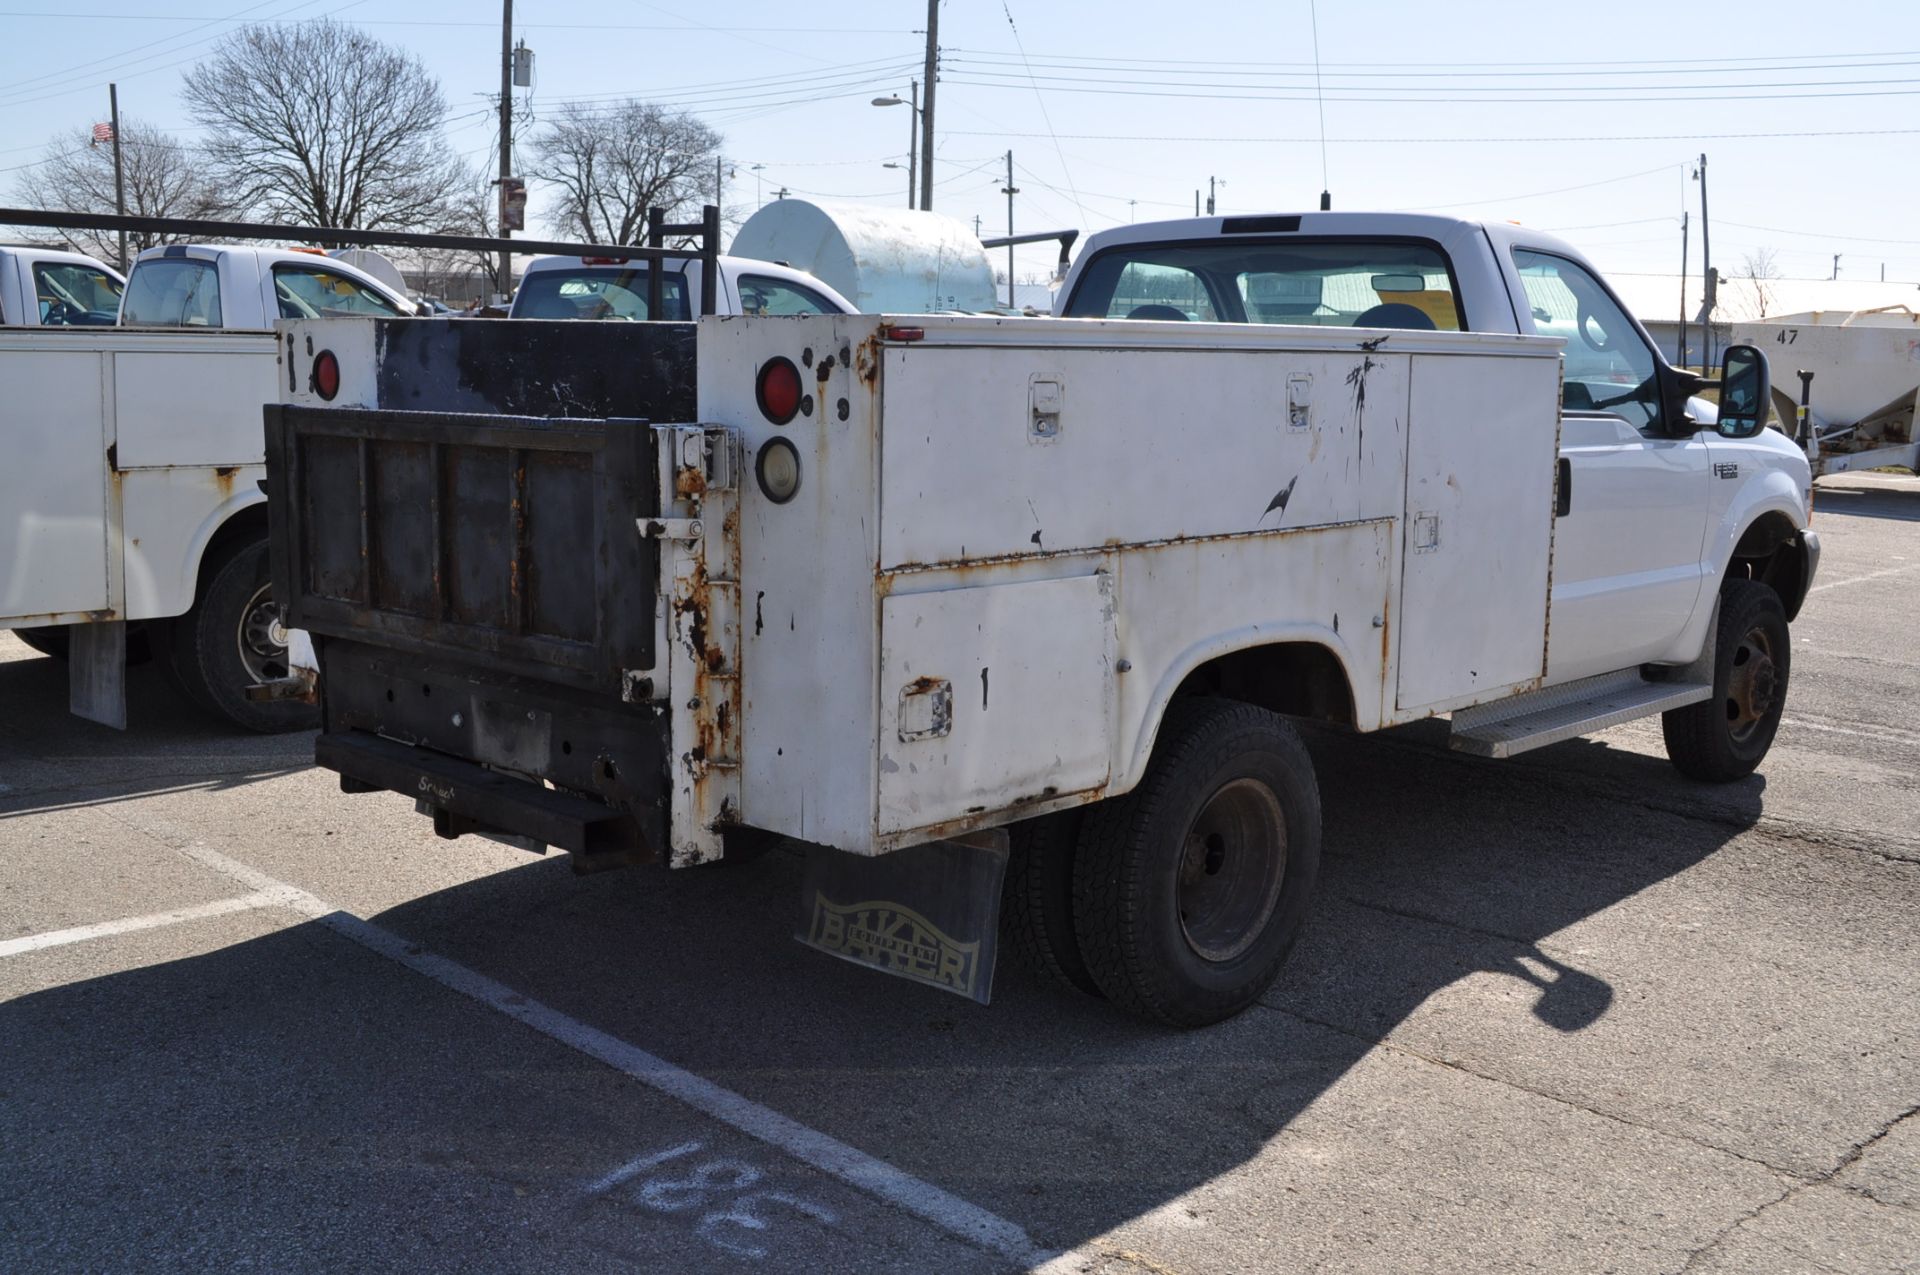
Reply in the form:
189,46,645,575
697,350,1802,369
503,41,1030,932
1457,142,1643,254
1,243,413,730
269,211,1817,1026
0,245,124,326
508,252,854,320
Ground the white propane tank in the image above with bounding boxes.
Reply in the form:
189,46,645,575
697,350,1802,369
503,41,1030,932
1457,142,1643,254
730,198,999,314
326,248,411,299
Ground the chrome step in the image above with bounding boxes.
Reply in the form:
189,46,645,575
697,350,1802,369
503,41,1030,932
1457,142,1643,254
1448,668,1712,759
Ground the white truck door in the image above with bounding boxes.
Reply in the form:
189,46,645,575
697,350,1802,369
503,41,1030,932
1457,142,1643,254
1511,250,1710,682
0,344,112,620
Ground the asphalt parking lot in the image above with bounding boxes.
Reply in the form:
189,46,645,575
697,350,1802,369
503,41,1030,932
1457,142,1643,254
3,475,1917,1275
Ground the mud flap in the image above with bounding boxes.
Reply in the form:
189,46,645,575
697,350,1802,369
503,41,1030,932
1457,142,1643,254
796,831,1009,1005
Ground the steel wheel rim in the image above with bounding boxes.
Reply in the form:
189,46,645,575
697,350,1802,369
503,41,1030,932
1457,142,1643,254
1725,623,1779,744
1177,776,1288,963
236,584,290,684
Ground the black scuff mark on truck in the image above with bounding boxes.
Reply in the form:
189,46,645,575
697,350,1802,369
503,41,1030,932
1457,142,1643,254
1346,354,1378,463
1333,613,1340,635
1026,499,1043,550
755,590,765,637
981,666,990,712
1357,334,1390,353
1259,473,1300,523
1031,529,1043,548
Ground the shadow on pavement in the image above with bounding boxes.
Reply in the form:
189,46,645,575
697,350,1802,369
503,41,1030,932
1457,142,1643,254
0,641,311,818
1808,482,1920,523
0,716,1765,1269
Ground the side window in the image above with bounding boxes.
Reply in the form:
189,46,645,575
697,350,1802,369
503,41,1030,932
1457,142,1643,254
273,265,406,319
1103,262,1217,321
33,263,124,326
1512,249,1660,432
120,259,223,328
736,274,842,316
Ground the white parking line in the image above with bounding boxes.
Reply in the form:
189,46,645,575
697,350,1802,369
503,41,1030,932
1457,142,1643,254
167,840,1054,1269
0,891,285,958
1808,563,1920,593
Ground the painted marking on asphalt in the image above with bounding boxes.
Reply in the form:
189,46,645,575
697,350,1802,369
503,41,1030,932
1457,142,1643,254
1809,563,1920,593
586,1138,842,1261
167,840,1054,1269
587,1140,707,1195
1784,717,1920,748
0,891,285,958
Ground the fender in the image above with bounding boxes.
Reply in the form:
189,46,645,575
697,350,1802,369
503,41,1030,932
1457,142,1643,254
1667,467,1809,665
1116,622,1365,798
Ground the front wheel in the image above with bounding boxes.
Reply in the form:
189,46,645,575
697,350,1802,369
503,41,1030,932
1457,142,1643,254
1662,578,1790,782
165,538,317,733
1072,698,1322,1028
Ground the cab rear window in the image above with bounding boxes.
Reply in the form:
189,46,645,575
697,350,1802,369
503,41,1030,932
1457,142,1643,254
121,258,222,328
1064,239,1463,331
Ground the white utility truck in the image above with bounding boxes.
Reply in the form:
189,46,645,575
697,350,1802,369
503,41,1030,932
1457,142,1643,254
1,243,413,729
267,211,1817,1026
0,246,125,326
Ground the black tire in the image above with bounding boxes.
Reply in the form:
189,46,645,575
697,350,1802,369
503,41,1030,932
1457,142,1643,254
165,538,317,733
1662,578,1790,782
1072,697,1322,1028
12,627,68,659
1001,809,1103,997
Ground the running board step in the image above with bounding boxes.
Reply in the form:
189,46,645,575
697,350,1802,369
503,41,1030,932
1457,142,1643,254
1448,668,1712,759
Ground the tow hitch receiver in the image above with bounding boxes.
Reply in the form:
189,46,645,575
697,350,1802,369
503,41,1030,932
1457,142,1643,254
796,832,1010,1004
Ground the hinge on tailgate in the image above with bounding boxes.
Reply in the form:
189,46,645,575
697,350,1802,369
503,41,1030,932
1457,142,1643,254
638,517,704,541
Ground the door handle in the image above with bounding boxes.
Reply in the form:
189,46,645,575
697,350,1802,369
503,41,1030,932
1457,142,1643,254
1556,458,1572,517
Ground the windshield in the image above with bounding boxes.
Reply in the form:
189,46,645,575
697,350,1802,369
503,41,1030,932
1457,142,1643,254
512,266,692,321
120,258,223,328
273,264,407,319
1064,239,1463,330
33,262,123,326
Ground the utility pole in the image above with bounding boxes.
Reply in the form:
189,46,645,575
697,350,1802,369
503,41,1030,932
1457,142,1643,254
1832,254,1842,281
1001,151,1018,309
107,83,127,271
920,0,938,211
1207,176,1217,216
1678,210,1689,370
715,156,724,225
972,214,981,237
907,79,918,210
1695,152,1712,366
496,0,513,300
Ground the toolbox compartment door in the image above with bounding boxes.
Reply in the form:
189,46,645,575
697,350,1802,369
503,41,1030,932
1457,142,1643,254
1394,352,1561,715
876,572,1115,840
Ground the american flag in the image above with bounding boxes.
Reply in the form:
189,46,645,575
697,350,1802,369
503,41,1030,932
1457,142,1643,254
91,122,114,144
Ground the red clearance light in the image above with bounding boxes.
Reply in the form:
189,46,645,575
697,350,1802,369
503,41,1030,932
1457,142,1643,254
580,256,631,266
312,349,341,401
881,325,925,342
755,357,803,425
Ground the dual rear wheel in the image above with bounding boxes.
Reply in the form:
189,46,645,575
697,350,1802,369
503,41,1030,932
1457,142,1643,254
1002,697,1321,1028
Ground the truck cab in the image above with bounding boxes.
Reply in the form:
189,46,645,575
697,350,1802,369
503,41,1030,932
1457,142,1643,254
0,245,124,327
508,253,852,320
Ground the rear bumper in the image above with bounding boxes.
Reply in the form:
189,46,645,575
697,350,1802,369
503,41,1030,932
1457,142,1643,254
318,731,651,867
314,637,670,867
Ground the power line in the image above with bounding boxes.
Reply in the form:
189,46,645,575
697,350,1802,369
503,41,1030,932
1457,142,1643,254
943,127,1920,145
940,75,1920,104
943,45,1920,70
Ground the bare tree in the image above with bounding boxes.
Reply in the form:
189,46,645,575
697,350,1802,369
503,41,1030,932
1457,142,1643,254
182,19,463,232
1734,247,1783,321
531,99,722,244
16,119,231,263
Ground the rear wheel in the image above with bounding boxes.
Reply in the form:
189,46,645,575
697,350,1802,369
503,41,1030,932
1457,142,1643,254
166,538,317,733
1073,698,1321,1028
1662,578,1789,782
1001,809,1102,997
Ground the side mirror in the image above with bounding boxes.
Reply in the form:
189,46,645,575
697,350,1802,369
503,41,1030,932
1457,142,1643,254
1716,344,1771,438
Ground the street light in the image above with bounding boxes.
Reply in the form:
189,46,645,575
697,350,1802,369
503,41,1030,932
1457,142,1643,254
871,80,920,210
750,162,767,208
882,162,911,206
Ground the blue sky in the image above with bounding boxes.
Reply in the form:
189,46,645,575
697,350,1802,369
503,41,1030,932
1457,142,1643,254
2,0,1916,292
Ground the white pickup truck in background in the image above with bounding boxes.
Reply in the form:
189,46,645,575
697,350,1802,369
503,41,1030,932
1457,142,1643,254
270,210,1817,1027
508,252,853,320
1,243,414,730
0,245,124,326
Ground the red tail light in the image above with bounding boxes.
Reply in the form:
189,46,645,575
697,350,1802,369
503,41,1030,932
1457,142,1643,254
756,357,802,425
881,325,925,342
312,349,340,401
